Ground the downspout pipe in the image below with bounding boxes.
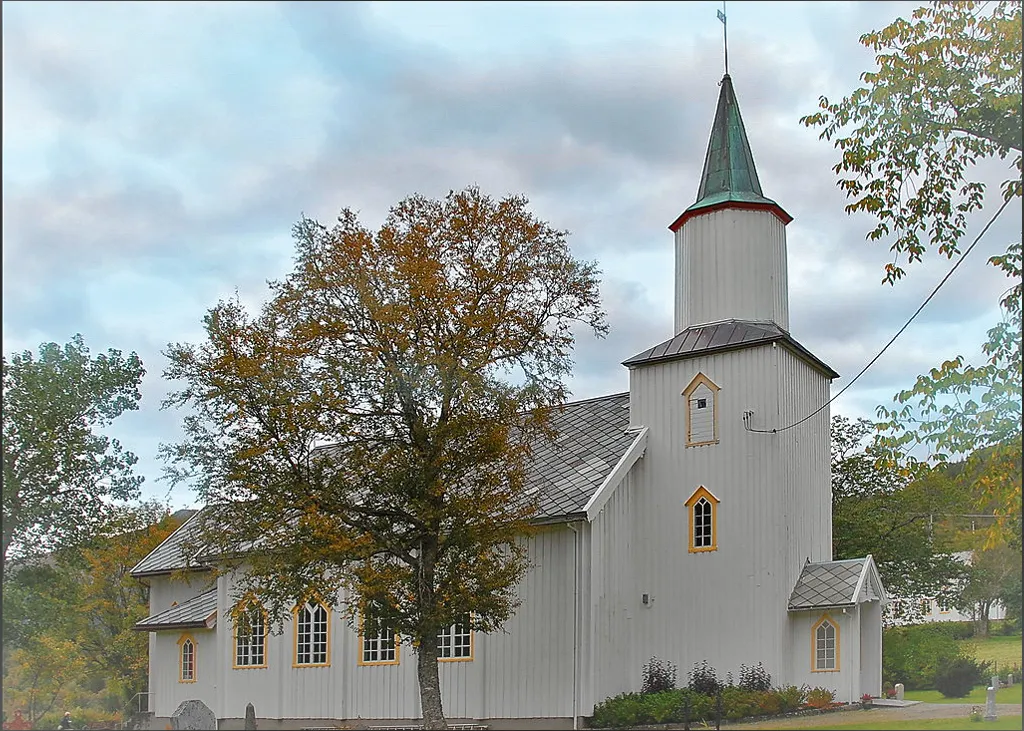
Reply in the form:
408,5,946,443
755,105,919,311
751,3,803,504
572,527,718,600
567,522,581,731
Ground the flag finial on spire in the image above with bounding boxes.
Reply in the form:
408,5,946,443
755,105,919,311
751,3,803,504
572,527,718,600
717,2,729,76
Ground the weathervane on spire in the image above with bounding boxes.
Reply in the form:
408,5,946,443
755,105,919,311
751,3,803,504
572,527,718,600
717,1,729,76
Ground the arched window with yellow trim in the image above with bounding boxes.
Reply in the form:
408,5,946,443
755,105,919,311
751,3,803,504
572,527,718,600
811,614,839,671
177,633,197,683
293,598,330,667
682,373,720,447
684,486,719,553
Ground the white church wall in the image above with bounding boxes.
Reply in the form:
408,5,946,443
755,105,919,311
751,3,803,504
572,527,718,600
585,466,642,711
616,344,832,698
168,528,578,723
151,628,218,718
675,208,789,331
147,572,215,614
787,609,861,703
478,525,578,720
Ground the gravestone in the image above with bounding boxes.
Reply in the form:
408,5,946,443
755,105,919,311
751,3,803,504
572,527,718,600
992,675,1000,690
171,699,218,730
894,683,904,700
984,686,997,722
244,703,257,731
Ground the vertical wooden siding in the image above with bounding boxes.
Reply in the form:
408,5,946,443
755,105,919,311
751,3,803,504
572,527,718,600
675,209,789,332
588,344,831,709
158,530,578,723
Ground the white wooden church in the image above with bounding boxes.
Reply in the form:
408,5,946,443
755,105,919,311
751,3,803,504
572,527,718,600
133,72,886,730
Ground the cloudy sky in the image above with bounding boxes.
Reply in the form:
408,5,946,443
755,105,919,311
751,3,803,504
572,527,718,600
3,1,1018,510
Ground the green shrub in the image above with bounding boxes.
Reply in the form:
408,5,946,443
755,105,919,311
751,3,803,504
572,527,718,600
641,656,678,694
950,622,975,640
738,662,773,692
688,659,723,696
591,692,644,728
883,624,964,689
775,684,807,712
591,672,815,727
677,688,715,723
721,687,759,720
754,690,783,716
805,686,836,709
591,689,718,727
935,657,990,698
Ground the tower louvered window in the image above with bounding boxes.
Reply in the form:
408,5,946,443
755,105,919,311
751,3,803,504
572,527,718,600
682,373,720,446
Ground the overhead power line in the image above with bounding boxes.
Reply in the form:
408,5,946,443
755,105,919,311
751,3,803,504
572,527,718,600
744,194,1013,435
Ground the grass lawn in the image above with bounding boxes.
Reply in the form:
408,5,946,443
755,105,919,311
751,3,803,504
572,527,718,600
904,683,1022,705
960,633,1023,674
812,715,1023,730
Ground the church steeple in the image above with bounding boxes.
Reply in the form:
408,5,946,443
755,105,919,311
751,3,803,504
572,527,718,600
670,73,792,334
669,74,791,232
694,74,769,208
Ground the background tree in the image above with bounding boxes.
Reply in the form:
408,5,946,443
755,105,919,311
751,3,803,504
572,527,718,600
2,334,146,569
831,415,967,624
802,0,1023,544
2,503,182,723
161,187,606,729
954,543,1022,637
2,635,88,727
71,502,183,708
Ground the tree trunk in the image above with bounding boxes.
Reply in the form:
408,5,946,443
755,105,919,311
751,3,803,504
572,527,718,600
417,536,446,730
417,631,446,730
978,601,992,638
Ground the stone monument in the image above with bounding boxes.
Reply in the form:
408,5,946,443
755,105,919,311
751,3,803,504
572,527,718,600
984,686,997,722
171,699,218,730
244,703,257,731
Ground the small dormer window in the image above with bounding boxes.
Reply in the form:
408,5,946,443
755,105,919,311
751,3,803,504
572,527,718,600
682,373,720,446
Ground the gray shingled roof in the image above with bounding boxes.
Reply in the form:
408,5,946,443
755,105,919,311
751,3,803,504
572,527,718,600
130,510,212,578
133,393,638,573
622,319,839,378
135,588,218,631
525,392,636,521
788,558,868,610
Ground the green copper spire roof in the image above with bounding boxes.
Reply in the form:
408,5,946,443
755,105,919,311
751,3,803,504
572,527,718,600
685,74,781,215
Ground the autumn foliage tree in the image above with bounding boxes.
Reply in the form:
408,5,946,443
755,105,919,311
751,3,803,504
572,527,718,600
160,187,606,729
802,0,1022,543
2,503,182,722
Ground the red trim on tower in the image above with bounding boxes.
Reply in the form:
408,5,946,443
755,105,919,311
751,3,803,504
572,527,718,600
669,200,794,232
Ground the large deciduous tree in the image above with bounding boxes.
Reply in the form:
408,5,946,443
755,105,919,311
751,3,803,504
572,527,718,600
2,335,146,569
160,187,606,729
831,415,967,624
802,1,1023,543
954,543,1022,637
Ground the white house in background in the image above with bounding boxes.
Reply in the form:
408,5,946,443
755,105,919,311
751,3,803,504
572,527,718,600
132,72,887,730
885,551,1007,626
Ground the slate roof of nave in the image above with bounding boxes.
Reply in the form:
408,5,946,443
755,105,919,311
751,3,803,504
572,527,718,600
623,318,839,379
130,392,639,575
788,557,881,610
134,588,218,631
130,510,212,577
